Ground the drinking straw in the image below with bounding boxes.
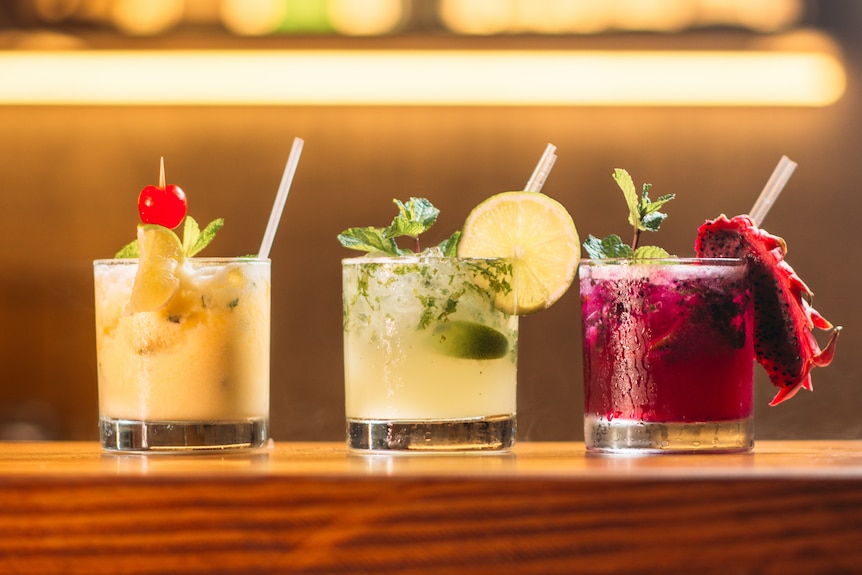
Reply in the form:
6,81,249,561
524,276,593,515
524,143,557,193
258,137,304,259
748,155,797,227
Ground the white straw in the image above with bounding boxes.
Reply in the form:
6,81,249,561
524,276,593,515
748,155,797,227
258,137,304,259
524,143,557,192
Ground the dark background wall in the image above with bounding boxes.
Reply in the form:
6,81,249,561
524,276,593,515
0,1,859,442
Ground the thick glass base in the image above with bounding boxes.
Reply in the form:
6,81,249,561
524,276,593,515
347,415,515,453
585,415,753,454
100,417,269,453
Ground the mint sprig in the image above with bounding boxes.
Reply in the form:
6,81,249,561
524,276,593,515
338,197,460,256
114,216,223,258
183,217,224,257
584,169,675,259
389,198,439,240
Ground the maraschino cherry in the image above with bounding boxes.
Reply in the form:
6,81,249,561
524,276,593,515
138,157,188,229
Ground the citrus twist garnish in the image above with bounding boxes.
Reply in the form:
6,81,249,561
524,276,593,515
457,191,580,315
125,224,184,315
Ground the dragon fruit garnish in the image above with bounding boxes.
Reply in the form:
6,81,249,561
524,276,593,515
695,214,840,405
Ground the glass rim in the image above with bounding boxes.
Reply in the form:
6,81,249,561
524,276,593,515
579,257,745,266
341,255,508,265
94,257,271,265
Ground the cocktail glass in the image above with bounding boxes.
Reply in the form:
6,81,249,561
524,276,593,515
579,258,754,453
342,256,518,452
94,257,270,452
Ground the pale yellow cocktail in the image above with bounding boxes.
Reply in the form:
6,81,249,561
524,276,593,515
95,257,270,451
342,256,518,451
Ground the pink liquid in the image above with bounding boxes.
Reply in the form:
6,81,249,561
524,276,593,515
580,260,754,424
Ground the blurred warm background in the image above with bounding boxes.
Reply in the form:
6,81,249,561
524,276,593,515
0,0,858,442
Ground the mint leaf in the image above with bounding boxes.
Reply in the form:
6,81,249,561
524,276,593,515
640,210,668,233
182,216,200,255
641,191,675,217
633,245,671,259
387,198,439,239
638,190,675,233
186,217,224,257
337,226,403,256
612,168,675,236
583,234,633,259
583,169,675,258
385,218,426,239
339,197,453,256
115,239,139,259
613,169,641,231
114,215,223,259
439,230,461,257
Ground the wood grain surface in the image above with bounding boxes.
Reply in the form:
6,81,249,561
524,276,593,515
1,441,861,574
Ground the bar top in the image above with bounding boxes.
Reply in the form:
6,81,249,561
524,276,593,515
3,441,862,574
3,439,862,478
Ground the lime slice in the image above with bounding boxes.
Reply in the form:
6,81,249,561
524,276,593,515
458,191,579,315
125,224,184,315
430,321,510,360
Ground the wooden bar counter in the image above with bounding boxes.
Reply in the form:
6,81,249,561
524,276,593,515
2,441,861,574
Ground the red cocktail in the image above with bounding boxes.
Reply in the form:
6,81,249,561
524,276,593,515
580,258,754,453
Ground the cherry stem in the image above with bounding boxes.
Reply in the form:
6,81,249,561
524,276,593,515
159,157,166,188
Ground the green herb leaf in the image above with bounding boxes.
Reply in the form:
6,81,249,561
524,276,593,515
633,245,671,259
114,215,223,259
466,259,513,298
115,239,139,259
638,191,675,233
642,192,676,216
337,226,403,256
612,168,675,235
640,210,668,233
583,234,633,259
439,230,462,257
387,198,439,239
613,169,641,231
181,216,200,255
339,197,454,256
583,169,675,258
185,217,224,257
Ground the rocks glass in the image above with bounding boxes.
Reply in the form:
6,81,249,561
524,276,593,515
94,258,270,453
342,256,518,453
579,258,754,453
